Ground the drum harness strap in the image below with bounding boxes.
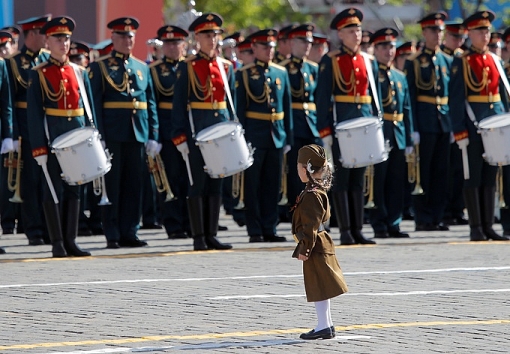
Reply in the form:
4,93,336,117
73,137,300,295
43,63,96,143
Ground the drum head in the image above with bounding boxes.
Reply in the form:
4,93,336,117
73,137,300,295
196,122,239,141
335,117,379,130
478,114,510,129
52,127,97,149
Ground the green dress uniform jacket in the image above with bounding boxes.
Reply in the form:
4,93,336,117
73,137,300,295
236,60,293,149
88,50,159,143
292,187,348,302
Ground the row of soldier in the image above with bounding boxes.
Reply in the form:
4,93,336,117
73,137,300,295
1,7,510,257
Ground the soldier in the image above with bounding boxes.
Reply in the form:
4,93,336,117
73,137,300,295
0,31,13,57
274,24,298,64
88,17,159,249
5,14,51,245
237,37,254,65
171,13,233,251
440,22,469,226
222,31,241,69
236,28,293,243
502,29,510,63
368,28,413,239
69,41,90,67
308,33,328,64
394,41,415,71
360,30,373,55
27,16,94,257
279,24,321,223
149,25,190,239
315,8,378,245
404,12,452,232
488,31,503,58
1,26,20,53
449,10,509,242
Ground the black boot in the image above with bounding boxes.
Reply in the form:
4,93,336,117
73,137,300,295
331,191,356,245
481,187,509,241
42,201,67,257
205,195,232,250
0,247,5,254
187,197,208,251
463,188,486,241
64,199,91,256
349,190,376,244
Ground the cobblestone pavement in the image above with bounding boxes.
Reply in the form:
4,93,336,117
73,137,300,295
1,216,509,353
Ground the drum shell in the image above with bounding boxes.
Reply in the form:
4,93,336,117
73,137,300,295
195,121,254,178
51,127,112,185
334,117,388,168
478,114,510,166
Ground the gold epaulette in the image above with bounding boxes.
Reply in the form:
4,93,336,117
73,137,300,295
279,58,291,67
31,61,48,71
407,49,422,62
237,62,255,72
40,48,50,54
304,58,318,67
148,59,163,68
185,55,196,63
460,50,471,58
454,48,464,56
95,54,111,62
327,49,340,58
269,62,286,72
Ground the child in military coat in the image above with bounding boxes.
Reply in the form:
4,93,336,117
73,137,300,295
292,144,348,340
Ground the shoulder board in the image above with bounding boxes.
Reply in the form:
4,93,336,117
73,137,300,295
185,55,196,63
238,62,255,72
148,59,163,68
6,50,21,59
406,49,422,62
32,61,48,71
269,62,286,71
40,48,50,54
217,57,232,66
95,54,111,62
327,49,340,58
304,58,318,67
131,56,147,65
279,58,291,67
461,50,470,58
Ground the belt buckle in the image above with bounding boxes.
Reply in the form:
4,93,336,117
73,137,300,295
133,101,139,109
303,102,308,110
212,101,218,110
67,110,73,117
489,93,493,102
435,96,441,105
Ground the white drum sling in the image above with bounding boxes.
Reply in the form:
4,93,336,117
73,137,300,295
478,113,510,166
195,121,254,178
51,127,112,185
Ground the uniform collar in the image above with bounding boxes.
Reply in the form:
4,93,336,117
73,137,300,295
255,59,269,68
48,56,69,67
378,63,390,71
340,44,359,56
469,45,488,54
440,44,453,56
423,47,438,56
291,55,303,64
198,51,215,60
113,50,131,61
164,56,183,64
22,46,41,58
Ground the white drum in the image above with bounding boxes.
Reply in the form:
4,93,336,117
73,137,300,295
335,117,388,168
195,121,254,178
51,127,112,185
478,113,510,166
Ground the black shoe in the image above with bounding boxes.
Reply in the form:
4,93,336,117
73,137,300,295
193,236,208,251
483,228,510,241
416,223,437,231
168,231,188,239
249,235,264,243
452,217,469,225
263,234,287,242
330,326,336,337
374,231,389,238
140,223,163,230
235,219,246,227
90,227,104,235
78,228,93,236
504,230,510,236
205,236,232,250
28,237,45,246
0,247,5,254
388,230,410,238
52,242,68,258
470,228,486,242
2,228,13,235
118,238,148,247
106,241,120,249
299,327,334,340
218,225,228,231
340,230,356,245
436,222,449,231
352,231,376,244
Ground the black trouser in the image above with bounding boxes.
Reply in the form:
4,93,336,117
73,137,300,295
444,142,465,219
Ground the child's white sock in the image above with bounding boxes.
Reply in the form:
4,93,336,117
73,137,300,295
314,299,331,331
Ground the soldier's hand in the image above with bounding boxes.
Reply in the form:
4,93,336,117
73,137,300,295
411,132,420,145
155,143,163,155
0,138,14,154
322,135,333,148
405,146,413,156
283,144,291,154
176,141,189,156
145,139,158,158
34,154,48,166
298,254,308,261
101,140,106,150
456,138,469,149
12,140,19,153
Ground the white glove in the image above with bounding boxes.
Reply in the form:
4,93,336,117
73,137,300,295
101,140,106,150
13,140,19,153
283,144,291,154
34,154,48,166
322,135,333,148
176,141,189,156
449,132,455,144
155,143,163,155
456,138,469,149
405,146,414,155
411,132,420,145
145,139,158,158
1,138,13,154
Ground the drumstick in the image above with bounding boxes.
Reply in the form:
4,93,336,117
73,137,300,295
183,153,194,186
460,144,470,180
41,163,59,204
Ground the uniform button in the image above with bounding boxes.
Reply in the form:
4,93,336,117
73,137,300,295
267,78,271,82
392,91,395,95
303,73,308,77
357,105,361,109
353,56,357,60
305,83,309,87
124,60,129,65
67,92,70,95
437,86,441,90
128,69,132,72
211,74,215,78
212,87,216,91
432,56,436,61
355,68,359,72
270,98,274,102
131,89,135,92
483,55,486,60
64,79,68,83
488,79,492,84
214,112,219,117
132,110,136,114
129,80,133,84
192,62,195,66
485,67,490,71
393,101,397,105
61,68,64,72
265,69,269,73
356,80,359,84
304,92,309,97
272,108,276,112
42,68,46,72
209,63,213,67
68,104,72,108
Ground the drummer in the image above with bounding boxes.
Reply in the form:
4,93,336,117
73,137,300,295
449,10,509,241
315,8,378,245
27,16,94,257
171,13,233,251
